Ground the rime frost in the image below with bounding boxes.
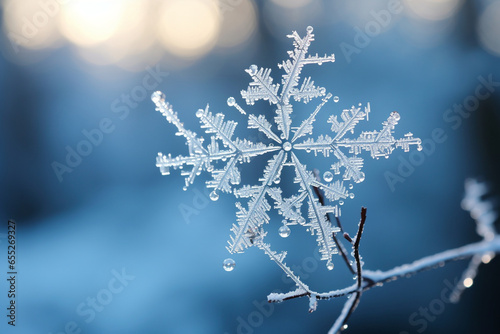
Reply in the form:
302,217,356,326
152,27,421,276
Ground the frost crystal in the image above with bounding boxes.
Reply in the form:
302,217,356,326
152,27,421,276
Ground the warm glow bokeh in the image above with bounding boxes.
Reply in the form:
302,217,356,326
1,0,258,68
2,0,61,50
156,0,221,58
405,0,463,21
58,0,126,47
270,0,313,9
216,0,257,48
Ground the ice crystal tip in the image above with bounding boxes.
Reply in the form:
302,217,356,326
153,26,421,272
151,91,165,104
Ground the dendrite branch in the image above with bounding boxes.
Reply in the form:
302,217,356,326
313,169,356,275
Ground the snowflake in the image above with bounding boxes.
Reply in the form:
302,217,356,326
151,26,421,282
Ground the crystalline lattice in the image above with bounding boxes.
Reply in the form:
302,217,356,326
152,27,422,273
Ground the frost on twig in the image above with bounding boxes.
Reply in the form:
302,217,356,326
268,180,500,334
449,179,497,302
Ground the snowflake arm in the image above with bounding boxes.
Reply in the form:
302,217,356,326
257,241,310,292
153,94,208,156
291,152,340,266
227,151,287,254
241,67,279,105
268,187,307,224
196,105,238,150
330,104,370,142
336,111,422,159
279,28,335,105
248,114,282,144
291,93,332,143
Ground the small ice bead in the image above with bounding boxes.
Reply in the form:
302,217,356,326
307,26,313,33
227,97,236,106
249,64,258,75
151,91,165,104
333,96,339,103
195,109,204,117
327,261,334,270
209,191,219,201
279,225,291,238
223,258,236,272
323,171,333,182
283,142,292,151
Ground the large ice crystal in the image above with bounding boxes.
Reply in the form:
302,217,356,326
151,26,421,274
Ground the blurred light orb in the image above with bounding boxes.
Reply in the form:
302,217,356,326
216,0,257,49
157,0,221,57
2,0,61,50
405,0,463,21
270,0,313,9
477,2,500,57
59,0,126,47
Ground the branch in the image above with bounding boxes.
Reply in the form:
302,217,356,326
328,208,366,334
269,235,500,304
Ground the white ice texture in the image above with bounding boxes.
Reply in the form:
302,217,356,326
151,26,422,270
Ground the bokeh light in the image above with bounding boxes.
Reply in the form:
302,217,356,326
216,0,257,49
156,0,221,58
404,0,463,21
58,0,126,47
2,0,62,50
477,1,500,57
270,0,313,9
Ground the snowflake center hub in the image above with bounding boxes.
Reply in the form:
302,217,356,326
283,142,292,151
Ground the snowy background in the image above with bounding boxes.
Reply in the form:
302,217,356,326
1,0,500,333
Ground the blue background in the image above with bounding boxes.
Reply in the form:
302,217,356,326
1,0,500,333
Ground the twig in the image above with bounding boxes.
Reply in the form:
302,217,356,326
329,208,366,333
269,235,500,303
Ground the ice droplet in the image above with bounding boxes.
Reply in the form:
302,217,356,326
327,261,334,270
223,258,236,272
339,200,344,205
348,183,353,190
283,142,292,151
249,64,258,76
307,26,314,33
227,97,236,106
349,193,355,199
333,96,339,103
209,191,219,201
151,91,165,104
279,225,291,238
323,171,333,182
195,109,203,117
